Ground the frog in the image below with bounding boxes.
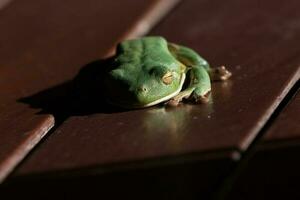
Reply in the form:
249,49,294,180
104,36,231,108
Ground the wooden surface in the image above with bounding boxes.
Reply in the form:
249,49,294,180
0,0,300,199
225,88,300,200
12,0,300,175
0,0,11,10
0,0,179,183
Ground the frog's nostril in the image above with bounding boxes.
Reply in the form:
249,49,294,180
138,86,147,92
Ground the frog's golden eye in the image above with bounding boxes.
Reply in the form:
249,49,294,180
162,71,173,85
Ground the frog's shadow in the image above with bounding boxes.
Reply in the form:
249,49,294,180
18,58,128,123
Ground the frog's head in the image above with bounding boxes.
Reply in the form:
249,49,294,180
105,62,185,108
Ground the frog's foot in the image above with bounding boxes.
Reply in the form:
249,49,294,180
193,91,211,103
188,90,211,104
166,88,211,106
166,98,181,107
165,88,194,107
209,66,232,81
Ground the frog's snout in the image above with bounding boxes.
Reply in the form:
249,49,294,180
135,85,152,104
135,85,149,99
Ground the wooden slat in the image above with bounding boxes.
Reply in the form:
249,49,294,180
149,0,300,151
1,155,233,199
225,89,300,200
0,0,179,183
0,104,54,184
0,0,11,10
5,0,300,198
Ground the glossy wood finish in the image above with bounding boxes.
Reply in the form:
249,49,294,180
226,89,300,200
150,0,300,151
12,0,300,178
1,0,300,198
0,0,179,183
0,0,11,10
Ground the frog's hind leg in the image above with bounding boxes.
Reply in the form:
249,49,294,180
166,66,211,106
168,43,232,81
188,65,212,103
167,43,212,106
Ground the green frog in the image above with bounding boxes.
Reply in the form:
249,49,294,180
104,36,231,108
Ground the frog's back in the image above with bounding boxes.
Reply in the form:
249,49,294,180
115,36,176,68
117,36,167,57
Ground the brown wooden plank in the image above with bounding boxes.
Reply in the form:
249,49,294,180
224,89,300,200
0,0,179,183
0,104,54,185
6,0,300,198
149,0,300,151
1,154,233,199
0,0,11,10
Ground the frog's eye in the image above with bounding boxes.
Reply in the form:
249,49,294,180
162,71,173,85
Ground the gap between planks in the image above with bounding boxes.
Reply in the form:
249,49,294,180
240,65,300,150
0,116,54,183
104,0,182,57
213,78,300,200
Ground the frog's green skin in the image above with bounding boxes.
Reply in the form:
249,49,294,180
104,36,231,108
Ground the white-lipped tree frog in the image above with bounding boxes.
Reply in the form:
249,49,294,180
104,36,231,108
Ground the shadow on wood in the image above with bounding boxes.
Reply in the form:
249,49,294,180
18,58,128,124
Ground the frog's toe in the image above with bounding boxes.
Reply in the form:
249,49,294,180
192,91,211,104
165,98,180,107
210,66,232,81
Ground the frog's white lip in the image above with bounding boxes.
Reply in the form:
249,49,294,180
142,73,186,107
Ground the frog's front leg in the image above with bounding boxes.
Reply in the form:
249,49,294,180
166,64,211,106
166,44,213,106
